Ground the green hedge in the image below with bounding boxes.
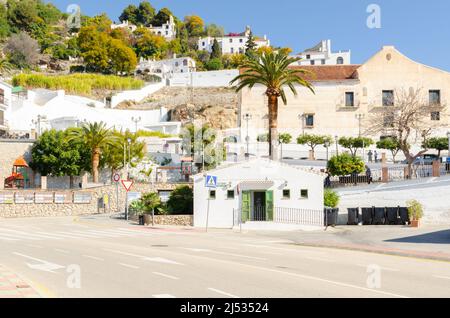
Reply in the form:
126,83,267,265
12,73,144,95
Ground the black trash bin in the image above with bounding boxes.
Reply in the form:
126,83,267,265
361,207,373,225
138,215,145,225
399,207,410,225
324,208,339,227
386,207,400,225
373,207,386,225
347,208,359,225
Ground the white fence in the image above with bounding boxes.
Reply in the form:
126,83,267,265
274,207,324,227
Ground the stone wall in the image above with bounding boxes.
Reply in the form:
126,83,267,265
139,215,193,226
0,183,190,219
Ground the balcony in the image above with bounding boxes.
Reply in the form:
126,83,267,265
336,100,360,112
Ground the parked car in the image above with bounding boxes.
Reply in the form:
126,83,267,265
402,154,440,165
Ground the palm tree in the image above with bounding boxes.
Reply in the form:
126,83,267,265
66,122,117,183
230,51,314,160
0,59,14,77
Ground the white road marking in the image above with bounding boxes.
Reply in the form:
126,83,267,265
0,229,61,240
38,231,82,239
432,275,450,280
104,249,184,265
82,255,104,261
54,249,70,254
356,264,400,272
68,231,104,238
0,235,20,241
208,288,239,298
119,263,140,269
182,248,267,261
0,231,41,241
153,294,176,298
13,252,65,273
152,272,179,280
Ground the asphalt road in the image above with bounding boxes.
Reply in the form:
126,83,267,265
0,216,449,298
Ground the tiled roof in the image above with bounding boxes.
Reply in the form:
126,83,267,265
290,65,361,81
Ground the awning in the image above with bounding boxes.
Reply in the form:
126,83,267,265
238,180,274,191
12,86,25,94
13,157,28,167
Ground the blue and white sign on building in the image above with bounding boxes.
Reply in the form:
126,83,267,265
205,175,218,188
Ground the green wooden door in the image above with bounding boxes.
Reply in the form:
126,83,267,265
241,191,251,222
265,190,274,221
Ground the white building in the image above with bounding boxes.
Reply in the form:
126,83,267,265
198,26,270,55
291,40,351,66
137,56,196,76
111,16,177,40
193,159,325,229
0,82,13,134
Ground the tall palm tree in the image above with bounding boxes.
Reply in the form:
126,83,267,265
66,122,117,183
230,51,315,160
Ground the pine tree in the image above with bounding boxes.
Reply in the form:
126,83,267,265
245,31,257,57
210,38,221,59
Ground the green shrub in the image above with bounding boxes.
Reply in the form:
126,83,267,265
167,185,193,215
140,192,161,215
327,153,365,176
324,189,340,208
407,200,424,221
136,130,173,138
129,200,145,215
12,73,144,96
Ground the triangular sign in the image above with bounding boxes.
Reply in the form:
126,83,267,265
121,180,134,192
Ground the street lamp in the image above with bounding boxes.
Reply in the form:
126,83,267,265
131,116,141,133
355,114,365,137
298,113,305,136
243,113,252,159
335,135,339,156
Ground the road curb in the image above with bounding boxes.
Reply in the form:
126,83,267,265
291,242,450,263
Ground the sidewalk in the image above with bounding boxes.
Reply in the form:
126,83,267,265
258,225,450,262
0,265,41,298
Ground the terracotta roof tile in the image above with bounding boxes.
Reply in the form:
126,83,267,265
290,65,361,81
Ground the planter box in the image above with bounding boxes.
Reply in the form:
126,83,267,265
410,219,420,228
373,207,386,225
347,208,359,225
361,208,373,225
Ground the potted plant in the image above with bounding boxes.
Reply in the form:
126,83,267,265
406,200,424,228
141,192,162,226
324,189,340,227
129,200,145,225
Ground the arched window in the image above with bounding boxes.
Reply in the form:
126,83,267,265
337,57,344,65
183,59,188,66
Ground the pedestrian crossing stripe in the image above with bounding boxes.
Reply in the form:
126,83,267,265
205,175,218,188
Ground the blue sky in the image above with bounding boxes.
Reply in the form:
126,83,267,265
50,0,450,71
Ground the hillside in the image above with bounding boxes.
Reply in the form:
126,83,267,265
116,87,238,130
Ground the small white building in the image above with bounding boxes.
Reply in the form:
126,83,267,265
111,16,177,41
137,56,196,75
193,159,325,229
198,26,270,55
292,40,351,66
0,81,13,134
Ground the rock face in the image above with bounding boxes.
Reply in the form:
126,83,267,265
116,87,239,130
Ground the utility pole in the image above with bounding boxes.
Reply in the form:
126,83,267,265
243,113,252,159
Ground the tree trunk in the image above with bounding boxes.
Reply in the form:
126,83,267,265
69,176,74,189
268,94,279,161
92,148,101,183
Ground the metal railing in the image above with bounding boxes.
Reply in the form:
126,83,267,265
274,207,324,227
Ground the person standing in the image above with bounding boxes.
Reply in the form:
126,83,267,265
365,166,372,184
368,150,373,163
374,150,378,163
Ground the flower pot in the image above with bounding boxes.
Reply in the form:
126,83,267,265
410,219,420,228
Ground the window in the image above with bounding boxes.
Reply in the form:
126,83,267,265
382,90,394,106
209,190,216,200
306,54,310,59
431,112,440,121
202,42,205,46
345,92,355,107
310,60,315,65
305,114,314,127
429,90,441,105
183,59,188,66
337,57,344,64
282,189,290,199
321,59,326,65
227,190,235,199
239,39,243,43
230,48,234,54
383,115,395,128
300,189,308,199
229,38,233,43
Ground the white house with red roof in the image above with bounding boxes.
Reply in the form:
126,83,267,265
198,26,270,55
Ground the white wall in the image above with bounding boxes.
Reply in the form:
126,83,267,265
193,159,325,228
111,81,165,108
169,70,239,87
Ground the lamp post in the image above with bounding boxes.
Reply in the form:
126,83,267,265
243,113,252,159
131,116,141,133
335,135,339,156
355,114,365,137
298,113,305,136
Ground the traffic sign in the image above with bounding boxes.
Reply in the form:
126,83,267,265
121,180,134,192
113,173,121,183
205,175,218,188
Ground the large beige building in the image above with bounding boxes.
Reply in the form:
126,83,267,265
239,46,450,142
